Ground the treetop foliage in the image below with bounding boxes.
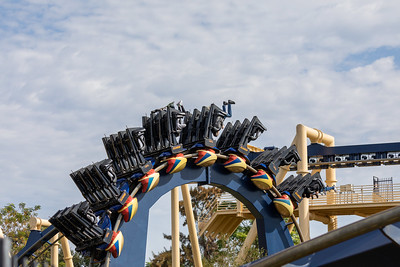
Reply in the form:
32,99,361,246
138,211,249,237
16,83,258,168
0,202,41,255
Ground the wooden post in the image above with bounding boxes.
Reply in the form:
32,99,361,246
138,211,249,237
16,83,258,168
181,184,203,267
171,187,180,267
294,124,336,240
235,221,258,265
60,237,74,267
50,234,59,267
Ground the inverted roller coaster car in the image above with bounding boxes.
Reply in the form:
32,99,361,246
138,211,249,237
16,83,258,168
70,159,131,212
251,145,301,175
142,105,186,158
49,202,124,259
272,173,324,217
215,121,237,151
277,172,325,204
217,116,267,156
102,128,152,178
180,102,233,149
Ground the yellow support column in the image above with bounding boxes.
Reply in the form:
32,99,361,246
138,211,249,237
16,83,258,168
29,217,74,267
50,234,59,267
235,221,258,265
294,124,336,241
325,140,337,231
295,124,310,241
60,237,74,267
181,184,203,267
328,217,338,231
171,187,180,267
275,165,291,185
287,220,295,233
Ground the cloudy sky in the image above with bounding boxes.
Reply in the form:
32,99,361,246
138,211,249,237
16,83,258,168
1,0,400,261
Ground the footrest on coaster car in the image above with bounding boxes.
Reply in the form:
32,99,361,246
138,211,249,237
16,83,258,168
137,169,160,193
100,230,124,258
165,153,187,174
117,195,138,223
250,169,276,190
49,202,124,259
194,149,217,167
273,193,295,217
223,154,247,173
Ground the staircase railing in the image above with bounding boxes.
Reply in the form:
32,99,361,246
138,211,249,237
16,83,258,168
198,183,400,234
198,190,222,227
198,192,250,230
310,183,400,205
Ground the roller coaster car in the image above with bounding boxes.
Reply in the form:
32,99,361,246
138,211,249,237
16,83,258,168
179,108,200,146
208,103,232,137
70,159,130,212
102,134,125,174
142,106,186,157
180,103,231,149
216,121,237,150
49,202,115,254
251,145,300,175
102,129,152,179
216,116,267,156
123,128,153,174
277,173,324,204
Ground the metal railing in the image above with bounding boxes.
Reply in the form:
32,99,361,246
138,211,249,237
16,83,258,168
198,191,222,225
246,206,400,267
198,183,400,228
215,193,240,211
310,183,400,205
198,193,241,224
198,192,250,228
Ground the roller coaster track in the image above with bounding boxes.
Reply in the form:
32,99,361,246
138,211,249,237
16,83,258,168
294,142,400,170
15,107,400,266
15,102,318,267
199,141,400,239
198,182,400,237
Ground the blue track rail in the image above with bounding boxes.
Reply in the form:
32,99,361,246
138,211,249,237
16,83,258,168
289,142,400,169
16,225,59,265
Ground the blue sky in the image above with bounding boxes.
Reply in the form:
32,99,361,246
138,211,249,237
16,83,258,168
1,0,400,262
338,46,400,71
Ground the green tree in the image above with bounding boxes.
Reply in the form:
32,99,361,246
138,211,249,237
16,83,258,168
0,202,95,266
284,218,301,245
147,186,263,266
147,186,302,266
58,249,91,267
202,221,263,267
0,202,41,255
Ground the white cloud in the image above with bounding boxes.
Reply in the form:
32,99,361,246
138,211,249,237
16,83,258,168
1,0,400,262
